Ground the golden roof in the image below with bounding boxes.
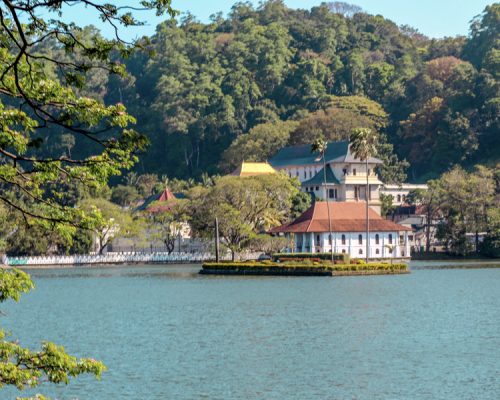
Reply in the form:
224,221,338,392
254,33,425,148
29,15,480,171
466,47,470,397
231,162,277,177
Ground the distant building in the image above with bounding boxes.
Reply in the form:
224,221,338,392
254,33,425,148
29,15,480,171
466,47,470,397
135,187,190,239
270,201,411,259
269,140,428,214
382,183,428,206
270,141,384,213
135,187,178,213
231,161,277,177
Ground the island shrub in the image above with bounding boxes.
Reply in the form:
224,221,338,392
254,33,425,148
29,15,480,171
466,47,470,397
273,252,350,263
202,261,407,272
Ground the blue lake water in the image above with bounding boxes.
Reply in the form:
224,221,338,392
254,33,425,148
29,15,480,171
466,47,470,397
2,262,500,400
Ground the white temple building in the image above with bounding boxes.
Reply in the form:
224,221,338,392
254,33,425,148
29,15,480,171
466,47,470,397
270,202,411,259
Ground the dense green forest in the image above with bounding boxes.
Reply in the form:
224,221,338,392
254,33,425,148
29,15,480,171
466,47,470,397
33,1,500,183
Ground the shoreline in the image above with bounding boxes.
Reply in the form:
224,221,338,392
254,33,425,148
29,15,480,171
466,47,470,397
2,259,499,271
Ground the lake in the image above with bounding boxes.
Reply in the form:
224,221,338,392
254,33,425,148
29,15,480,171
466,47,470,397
3,261,500,400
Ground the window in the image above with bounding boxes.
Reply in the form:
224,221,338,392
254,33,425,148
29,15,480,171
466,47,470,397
304,171,307,179
397,194,401,202
328,234,332,245
409,235,414,241
359,249,363,254
342,249,346,254
329,189,334,199
354,186,358,199
341,234,346,245
309,171,312,178
358,234,363,244
296,171,299,177
376,249,380,254
388,234,393,244
402,194,406,202
367,168,371,175
375,234,379,245
316,235,320,246
388,248,393,254
353,168,357,176
400,235,404,244
343,168,347,175
316,186,319,191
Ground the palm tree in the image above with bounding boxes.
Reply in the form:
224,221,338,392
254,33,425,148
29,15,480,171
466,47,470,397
349,128,377,263
311,138,334,262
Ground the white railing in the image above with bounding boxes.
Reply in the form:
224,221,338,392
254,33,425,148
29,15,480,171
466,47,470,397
6,252,216,267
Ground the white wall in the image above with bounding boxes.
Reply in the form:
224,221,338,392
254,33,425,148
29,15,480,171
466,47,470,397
293,231,410,259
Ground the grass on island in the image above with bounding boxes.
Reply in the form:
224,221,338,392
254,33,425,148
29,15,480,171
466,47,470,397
202,259,408,272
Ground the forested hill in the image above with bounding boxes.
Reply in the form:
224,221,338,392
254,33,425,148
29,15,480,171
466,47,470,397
54,1,500,182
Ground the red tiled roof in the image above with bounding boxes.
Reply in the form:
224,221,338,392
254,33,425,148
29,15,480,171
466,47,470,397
270,201,411,233
158,188,177,202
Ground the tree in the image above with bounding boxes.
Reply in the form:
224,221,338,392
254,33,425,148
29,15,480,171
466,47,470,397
290,191,312,218
350,127,377,262
311,138,334,261
326,2,363,18
0,268,106,396
246,234,289,255
464,4,500,70
220,120,298,172
148,201,189,254
0,1,176,237
188,174,299,260
379,193,395,218
111,185,141,207
435,166,497,255
407,185,442,252
80,198,141,255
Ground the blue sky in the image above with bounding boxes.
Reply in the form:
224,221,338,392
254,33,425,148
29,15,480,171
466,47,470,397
58,0,493,41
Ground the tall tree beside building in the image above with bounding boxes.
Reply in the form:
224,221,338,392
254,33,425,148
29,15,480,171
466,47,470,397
350,128,378,262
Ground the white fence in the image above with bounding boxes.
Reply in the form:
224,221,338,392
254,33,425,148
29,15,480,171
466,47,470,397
6,252,217,267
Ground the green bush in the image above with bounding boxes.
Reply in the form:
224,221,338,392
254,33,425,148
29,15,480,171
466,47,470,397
202,261,407,272
272,252,350,263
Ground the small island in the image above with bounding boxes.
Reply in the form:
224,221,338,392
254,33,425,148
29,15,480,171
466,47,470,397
200,253,409,277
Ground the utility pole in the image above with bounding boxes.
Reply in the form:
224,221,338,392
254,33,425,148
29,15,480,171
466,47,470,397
215,217,220,262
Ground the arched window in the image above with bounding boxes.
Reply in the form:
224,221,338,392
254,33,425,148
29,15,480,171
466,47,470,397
388,234,393,244
359,249,363,254
353,168,357,176
358,234,363,244
342,249,346,254
397,194,401,202
375,234,379,245
328,234,332,245
376,248,380,255
315,235,320,246
341,234,346,245
329,189,334,199
304,171,307,179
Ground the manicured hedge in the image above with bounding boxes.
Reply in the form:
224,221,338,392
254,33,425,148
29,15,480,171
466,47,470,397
202,261,407,272
272,252,350,263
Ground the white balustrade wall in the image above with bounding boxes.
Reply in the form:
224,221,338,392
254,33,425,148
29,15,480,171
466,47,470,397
6,252,223,267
